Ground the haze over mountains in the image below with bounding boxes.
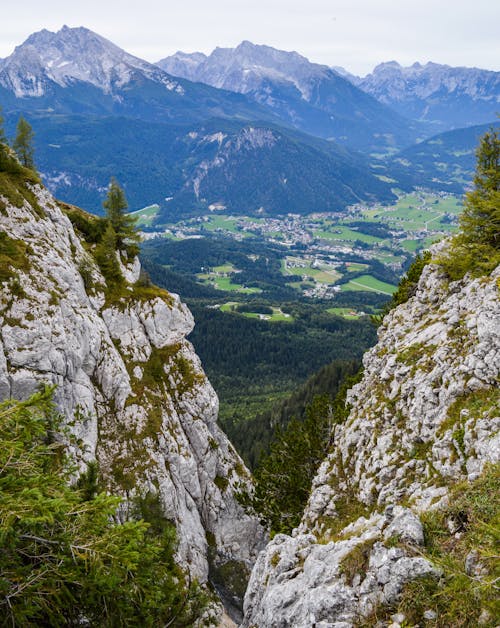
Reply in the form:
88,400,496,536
0,26,498,216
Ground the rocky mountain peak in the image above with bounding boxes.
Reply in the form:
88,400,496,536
356,60,500,128
158,50,207,81
0,25,183,97
361,60,500,100
158,40,331,100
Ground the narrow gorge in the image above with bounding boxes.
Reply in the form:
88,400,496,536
0,144,498,627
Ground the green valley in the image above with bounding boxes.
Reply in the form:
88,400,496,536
140,189,463,464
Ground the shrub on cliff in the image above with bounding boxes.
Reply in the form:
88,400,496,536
0,387,208,626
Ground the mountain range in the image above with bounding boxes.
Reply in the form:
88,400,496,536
354,61,500,130
157,41,420,153
160,46,499,135
0,26,274,124
1,26,498,217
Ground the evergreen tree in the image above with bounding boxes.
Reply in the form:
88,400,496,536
460,128,500,248
439,128,500,279
0,386,209,625
12,116,35,170
94,222,124,286
103,178,140,256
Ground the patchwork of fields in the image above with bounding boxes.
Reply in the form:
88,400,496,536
139,191,462,316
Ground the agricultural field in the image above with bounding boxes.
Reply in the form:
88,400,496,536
340,275,397,295
130,204,160,227
201,215,242,234
326,307,364,319
196,264,262,293
282,257,342,286
219,302,294,322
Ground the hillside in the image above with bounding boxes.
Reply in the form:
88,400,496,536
5,113,394,218
0,160,266,623
242,250,500,627
387,122,499,193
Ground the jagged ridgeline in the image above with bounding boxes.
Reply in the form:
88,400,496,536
241,130,500,627
0,143,266,624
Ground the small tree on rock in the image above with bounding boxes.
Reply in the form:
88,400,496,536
13,115,35,169
103,178,140,256
460,128,500,249
94,222,124,286
439,127,500,279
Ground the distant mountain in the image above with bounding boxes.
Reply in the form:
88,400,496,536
0,26,275,124
157,41,420,153
355,61,500,131
161,51,208,82
387,122,499,193
165,121,396,219
17,113,394,218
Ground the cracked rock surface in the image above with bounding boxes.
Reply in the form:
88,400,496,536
242,261,499,628
0,184,266,589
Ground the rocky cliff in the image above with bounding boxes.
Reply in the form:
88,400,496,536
242,259,499,627
0,174,266,615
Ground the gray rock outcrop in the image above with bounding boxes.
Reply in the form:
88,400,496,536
242,260,499,627
0,182,266,598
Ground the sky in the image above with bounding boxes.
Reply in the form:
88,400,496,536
1,0,499,76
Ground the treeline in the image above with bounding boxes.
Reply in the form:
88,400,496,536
225,359,360,468
243,368,363,533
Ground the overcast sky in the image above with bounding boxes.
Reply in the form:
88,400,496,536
1,0,499,75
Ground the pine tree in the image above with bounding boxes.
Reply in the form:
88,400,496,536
103,178,140,256
0,387,209,625
13,115,35,169
439,127,500,279
94,221,124,286
460,128,500,249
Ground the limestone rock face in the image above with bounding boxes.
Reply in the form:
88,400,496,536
243,261,499,627
0,183,266,588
